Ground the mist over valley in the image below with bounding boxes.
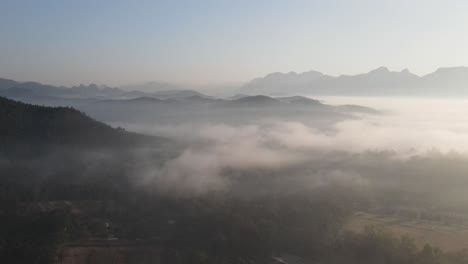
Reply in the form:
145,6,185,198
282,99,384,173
2,1,468,262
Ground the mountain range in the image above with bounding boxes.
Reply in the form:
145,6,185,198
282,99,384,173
0,78,208,102
2,66,468,100
80,94,377,127
239,66,468,96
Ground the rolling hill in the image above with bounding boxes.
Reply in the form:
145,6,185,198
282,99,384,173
0,96,160,149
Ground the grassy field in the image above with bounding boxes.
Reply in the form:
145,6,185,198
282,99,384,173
345,212,468,252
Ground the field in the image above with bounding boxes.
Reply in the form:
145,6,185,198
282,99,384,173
345,212,468,252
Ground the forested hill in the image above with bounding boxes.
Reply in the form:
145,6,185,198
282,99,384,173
0,96,154,148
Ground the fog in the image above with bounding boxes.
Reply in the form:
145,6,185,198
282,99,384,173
94,97,468,207
116,97,468,154
315,96,468,153
4,93,468,262
6,95,468,207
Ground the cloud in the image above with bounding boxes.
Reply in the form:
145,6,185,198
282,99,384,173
118,97,468,195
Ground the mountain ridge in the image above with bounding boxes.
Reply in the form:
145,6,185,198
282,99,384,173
0,96,160,149
3,65,468,98
240,66,468,96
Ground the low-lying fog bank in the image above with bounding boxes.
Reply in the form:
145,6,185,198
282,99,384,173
98,96,468,211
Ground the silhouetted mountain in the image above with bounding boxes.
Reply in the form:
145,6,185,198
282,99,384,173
87,94,377,112
417,67,468,95
81,95,377,126
0,96,156,149
88,95,337,109
151,89,208,99
98,88,209,100
276,96,322,105
4,81,66,97
227,94,249,100
240,67,468,96
119,90,151,99
126,97,165,104
223,95,281,107
243,71,330,95
70,84,124,98
0,78,18,90
183,95,223,104
336,104,380,114
120,81,181,92
0,78,212,111
4,66,468,101
0,78,127,100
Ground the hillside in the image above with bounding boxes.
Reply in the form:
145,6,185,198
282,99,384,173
80,95,377,125
0,96,156,149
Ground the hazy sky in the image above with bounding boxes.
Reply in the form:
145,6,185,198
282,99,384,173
1,0,468,86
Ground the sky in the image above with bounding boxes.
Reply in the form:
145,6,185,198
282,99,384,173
1,0,468,87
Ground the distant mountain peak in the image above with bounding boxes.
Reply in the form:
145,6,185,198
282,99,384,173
301,70,323,76
276,96,322,105
119,81,181,93
264,72,286,78
433,66,468,74
235,95,278,103
368,66,390,74
128,96,163,103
